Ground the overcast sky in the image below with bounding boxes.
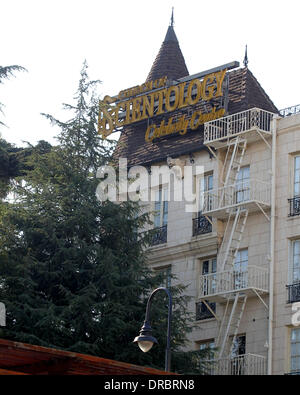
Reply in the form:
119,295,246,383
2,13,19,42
1,0,300,147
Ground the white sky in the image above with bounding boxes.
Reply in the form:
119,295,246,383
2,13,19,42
1,0,300,147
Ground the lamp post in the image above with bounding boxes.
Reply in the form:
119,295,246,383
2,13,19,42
133,287,172,372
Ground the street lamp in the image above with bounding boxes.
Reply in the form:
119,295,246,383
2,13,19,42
133,287,172,372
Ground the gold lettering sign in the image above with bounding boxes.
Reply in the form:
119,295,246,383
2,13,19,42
98,69,227,140
145,108,226,143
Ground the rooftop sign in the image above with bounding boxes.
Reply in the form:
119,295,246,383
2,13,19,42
98,61,239,141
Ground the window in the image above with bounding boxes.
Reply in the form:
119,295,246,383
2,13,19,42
196,301,216,321
156,266,171,289
201,173,213,197
231,335,246,357
294,156,300,197
289,156,300,216
193,173,213,236
154,186,168,228
236,166,250,203
199,340,215,352
151,186,168,246
291,240,300,283
197,258,216,320
199,173,213,212
234,249,248,289
290,328,300,375
198,340,216,374
202,258,217,295
287,240,300,303
230,335,246,376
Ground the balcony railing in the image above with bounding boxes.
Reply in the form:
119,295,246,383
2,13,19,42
288,197,300,217
201,353,267,375
280,104,300,118
204,108,274,145
287,282,300,304
150,225,167,246
192,215,212,236
198,265,269,299
202,179,271,215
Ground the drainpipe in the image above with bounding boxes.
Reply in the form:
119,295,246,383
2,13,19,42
268,114,278,375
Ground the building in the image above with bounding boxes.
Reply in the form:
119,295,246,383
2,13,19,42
100,17,300,375
0,339,176,375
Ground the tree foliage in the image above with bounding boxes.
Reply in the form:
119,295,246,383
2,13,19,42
0,62,202,372
0,64,26,195
0,65,26,127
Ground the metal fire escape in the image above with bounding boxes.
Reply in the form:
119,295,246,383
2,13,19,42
199,108,275,374
218,136,248,273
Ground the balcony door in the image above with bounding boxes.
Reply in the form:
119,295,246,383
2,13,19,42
291,156,300,216
199,173,213,212
197,258,217,321
151,186,168,246
234,249,248,289
292,241,300,283
236,166,250,204
154,186,168,228
231,335,246,375
294,156,300,198
202,258,217,295
290,328,300,375
288,240,300,303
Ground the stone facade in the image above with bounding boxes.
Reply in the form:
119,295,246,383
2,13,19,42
113,20,298,375
139,111,300,375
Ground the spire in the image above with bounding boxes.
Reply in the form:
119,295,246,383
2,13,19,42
146,11,189,82
243,45,249,68
170,7,174,27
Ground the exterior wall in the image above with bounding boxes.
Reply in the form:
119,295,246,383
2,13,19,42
144,129,272,368
142,111,300,374
273,114,300,375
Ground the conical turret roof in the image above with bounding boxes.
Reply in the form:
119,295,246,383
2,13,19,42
146,23,189,82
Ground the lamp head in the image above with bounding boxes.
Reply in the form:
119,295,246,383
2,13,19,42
133,321,158,353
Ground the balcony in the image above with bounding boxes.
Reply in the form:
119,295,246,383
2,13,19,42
288,197,300,217
198,265,269,302
204,108,274,149
150,225,167,246
287,282,300,304
200,353,267,375
192,215,212,237
202,179,271,219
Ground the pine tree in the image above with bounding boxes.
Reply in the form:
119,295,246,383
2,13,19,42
0,64,26,194
0,65,26,127
0,62,199,372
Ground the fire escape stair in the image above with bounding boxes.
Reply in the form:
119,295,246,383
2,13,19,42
216,293,248,359
215,135,249,359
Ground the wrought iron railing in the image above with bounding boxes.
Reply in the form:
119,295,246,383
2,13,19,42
204,108,274,144
200,353,267,375
288,197,300,217
287,282,300,304
192,215,212,236
280,104,300,118
196,301,216,321
198,265,269,298
202,179,271,214
150,225,167,246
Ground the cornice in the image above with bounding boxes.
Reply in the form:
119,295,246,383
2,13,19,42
146,232,218,264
